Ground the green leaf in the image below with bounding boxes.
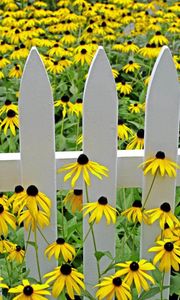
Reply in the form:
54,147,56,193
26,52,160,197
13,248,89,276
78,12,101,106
138,287,160,300
94,251,105,261
26,241,37,249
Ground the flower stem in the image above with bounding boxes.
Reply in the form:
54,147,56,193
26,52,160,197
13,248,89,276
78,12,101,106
142,171,157,210
75,115,80,150
37,226,50,245
160,271,165,300
85,183,101,281
71,225,92,263
34,228,42,283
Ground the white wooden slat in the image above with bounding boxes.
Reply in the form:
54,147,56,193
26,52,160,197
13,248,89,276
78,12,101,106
141,46,180,298
19,47,57,280
83,46,118,296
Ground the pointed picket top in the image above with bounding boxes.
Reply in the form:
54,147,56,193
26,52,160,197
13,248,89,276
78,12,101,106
19,47,57,279
141,46,180,298
83,46,118,295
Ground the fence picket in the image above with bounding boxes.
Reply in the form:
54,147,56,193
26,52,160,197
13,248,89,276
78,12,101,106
83,46,118,296
141,46,180,298
19,47,57,280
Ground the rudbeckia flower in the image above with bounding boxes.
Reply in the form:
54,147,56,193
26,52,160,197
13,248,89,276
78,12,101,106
117,119,133,140
58,153,109,187
72,98,83,117
44,264,85,299
146,202,179,229
7,245,25,264
0,100,18,116
116,260,155,294
122,41,139,53
74,48,93,65
0,110,19,136
95,275,132,300
0,235,14,253
14,185,51,218
64,189,83,213
122,61,140,73
139,151,180,177
8,279,50,300
0,204,16,236
45,237,75,261
8,64,22,78
149,31,168,46
126,129,144,150
116,81,132,95
8,185,25,213
18,208,50,231
128,103,142,113
54,96,73,119
121,200,149,224
82,196,117,224
148,239,180,272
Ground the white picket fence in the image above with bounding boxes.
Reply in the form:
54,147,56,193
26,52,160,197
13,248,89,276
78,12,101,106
0,45,180,299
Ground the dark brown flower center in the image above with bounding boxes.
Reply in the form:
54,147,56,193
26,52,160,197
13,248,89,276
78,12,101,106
156,31,161,35
77,154,89,165
15,185,24,193
164,242,174,252
0,192,3,197
0,204,4,213
61,95,69,103
81,49,87,54
16,245,21,252
74,189,82,196
98,196,108,205
132,200,142,208
118,119,124,125
113,277,122,286
130,262,139,271
56,238,65,244
76,98,83,104
160,202,171,212
129,60,133,64
60,264,72,275
26,185,38,196
7,110,16,118
155,151,165,159
23,286,33,296
5,100,11,106
137,129,144,139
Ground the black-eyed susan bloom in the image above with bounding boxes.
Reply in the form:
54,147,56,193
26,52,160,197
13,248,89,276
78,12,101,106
74,48,93,65
148,239,180,272
149,31,168,46
116,260,155,294
54,96,73,119
8,185,25,213
95,275,132,300
8,64,22,78
8,279,50,300
45,237,75,261
7,245,25,264
0,100,18,116
18,208,50,231
0,235,14,253
64,189,83,213
116,81,132,95
58,154,108,187
0,192,8,206
122,61,140,73
0,204,16,236
146,202,179,229
44,264,85,299
121,200,149,224
139,151,180,177
128,103,142,114
14,185,51,218
117,119,133,140
0,110,19,136
82,196,117,224
126,129,144,150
